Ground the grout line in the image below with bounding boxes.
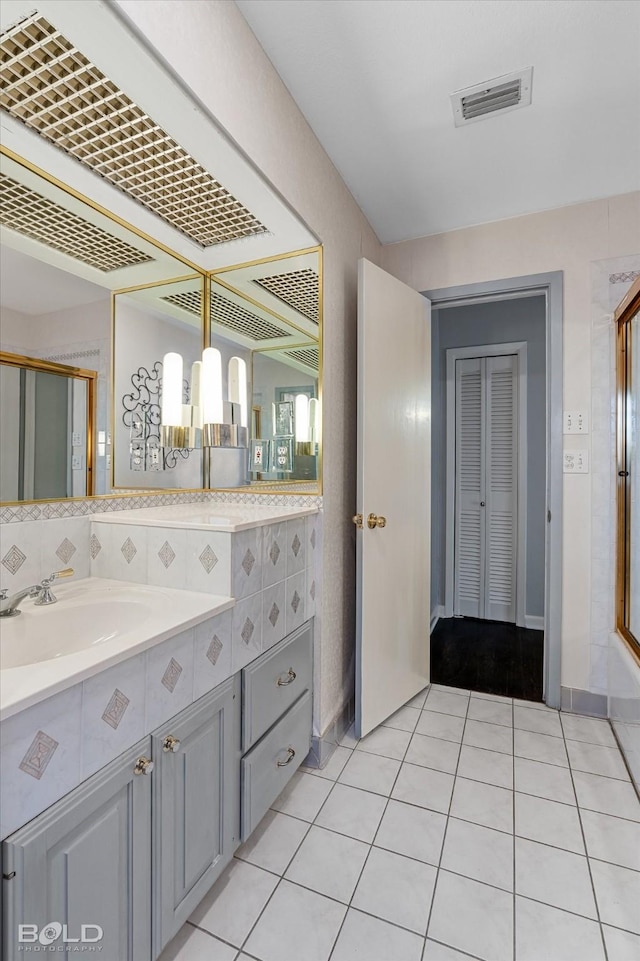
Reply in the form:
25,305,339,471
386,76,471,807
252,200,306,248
561,712,610,961
512,696,517,961
423,690,471,951
326,685,434,961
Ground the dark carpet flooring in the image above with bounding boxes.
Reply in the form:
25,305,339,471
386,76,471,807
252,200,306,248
430,616,544,702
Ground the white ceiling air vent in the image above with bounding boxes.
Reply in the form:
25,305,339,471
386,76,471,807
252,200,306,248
0,172,153,271
0,13,267,248
210,291,290,341
451,68,533,127
254,268,319,323
284,346,319,372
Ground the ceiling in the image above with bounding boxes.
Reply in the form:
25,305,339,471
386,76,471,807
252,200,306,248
0,246,108,315
236,0,640,244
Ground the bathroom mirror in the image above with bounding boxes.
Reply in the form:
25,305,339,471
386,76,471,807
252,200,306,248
209,248,322,490
112,277,205,490
0,149,203,504
0,352,96,500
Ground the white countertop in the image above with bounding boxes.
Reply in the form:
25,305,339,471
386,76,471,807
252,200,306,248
90,502,318,532
0,578,233,720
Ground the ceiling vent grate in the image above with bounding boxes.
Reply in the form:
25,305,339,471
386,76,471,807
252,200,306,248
162,290,202,316
451,68,533,127
284,346,319,371
211,291,290,341
254,268,319,323
0,13,267,248
0,172,154,271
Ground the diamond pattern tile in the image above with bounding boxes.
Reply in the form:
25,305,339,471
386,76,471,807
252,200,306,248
242,548,256,576
19,731,59,780
55,537,76,564
89,533,102,559
207,635,224,666
291,590,301,614
101,689,130,730
241,617,255,645
199,544,218,574
2,544,27,574
269,541,281,566
120,537,137,564
158,540,176,569
161,657,183,693
269,602,280,627
292,533,301,557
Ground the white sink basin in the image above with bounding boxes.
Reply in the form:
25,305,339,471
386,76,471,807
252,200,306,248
1,598,153,668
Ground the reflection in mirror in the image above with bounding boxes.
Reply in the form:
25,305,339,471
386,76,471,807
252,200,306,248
0,352,96,500
0,150,200,503
208,248,321,490
628,308,639,639
112,278,205,490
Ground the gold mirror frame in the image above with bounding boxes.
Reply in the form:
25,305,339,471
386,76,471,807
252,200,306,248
615,275,640,664
0,351,98,499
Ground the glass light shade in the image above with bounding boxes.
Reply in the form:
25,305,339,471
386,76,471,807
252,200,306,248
202,347,223,424
228,356,248,427
190,360,203,429
309,397,319,444
295,393,310,442
161,352,183,427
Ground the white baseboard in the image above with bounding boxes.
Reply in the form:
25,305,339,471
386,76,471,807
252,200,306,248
430,605,446,633
524,614,544,630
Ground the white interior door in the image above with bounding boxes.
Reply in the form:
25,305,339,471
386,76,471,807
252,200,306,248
356,259,431,738
454,354,518,622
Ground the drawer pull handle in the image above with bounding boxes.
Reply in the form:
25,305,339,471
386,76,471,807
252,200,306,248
134,756,154,776
162,735,181,753
277,747,296,767
277,668,297,687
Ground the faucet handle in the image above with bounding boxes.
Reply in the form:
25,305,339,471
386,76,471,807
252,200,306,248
41,568,74,586
0,589,8,600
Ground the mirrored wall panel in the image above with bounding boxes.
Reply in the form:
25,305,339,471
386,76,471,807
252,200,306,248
209,248,321,490
0,150,200,503
112,278,204,490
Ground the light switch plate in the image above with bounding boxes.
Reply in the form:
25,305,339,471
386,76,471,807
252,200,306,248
72,431,82,446
71,454,83,471
564,410,589,434
563,449,589,473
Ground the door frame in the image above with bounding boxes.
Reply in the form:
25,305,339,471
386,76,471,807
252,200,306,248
425,273,563,709
446,341,528,627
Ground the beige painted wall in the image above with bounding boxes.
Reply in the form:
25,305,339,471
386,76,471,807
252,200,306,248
115,0,382,734
383,192,640,692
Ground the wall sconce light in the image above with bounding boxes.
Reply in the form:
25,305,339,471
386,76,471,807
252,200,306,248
201,350,248,449
294,393,316,456
160,351,201,449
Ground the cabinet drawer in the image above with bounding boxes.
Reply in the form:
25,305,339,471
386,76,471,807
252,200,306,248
241,690,312,839
242,622,312,751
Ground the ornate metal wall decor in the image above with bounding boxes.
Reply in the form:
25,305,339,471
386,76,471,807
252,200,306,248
122,360,193,470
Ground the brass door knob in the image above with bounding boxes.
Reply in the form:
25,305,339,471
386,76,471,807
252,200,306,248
162,734,181,753
352,514,363,529
367,513,387,529
134,756,154,776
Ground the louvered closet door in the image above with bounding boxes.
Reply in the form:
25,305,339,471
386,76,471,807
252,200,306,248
454,355,518,622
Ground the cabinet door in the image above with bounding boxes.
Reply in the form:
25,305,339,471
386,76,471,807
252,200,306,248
152,676,241,954
2,739,152,961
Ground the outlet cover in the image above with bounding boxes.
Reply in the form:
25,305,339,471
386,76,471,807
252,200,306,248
72,431,82,446
563,449,589,473
564,410,589,434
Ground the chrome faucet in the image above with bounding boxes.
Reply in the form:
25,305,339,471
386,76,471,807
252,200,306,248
0,568,74,617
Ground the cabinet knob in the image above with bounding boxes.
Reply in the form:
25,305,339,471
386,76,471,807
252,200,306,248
276,747,296,767
277,668,297,687
162,734,181,753
133,756,154,776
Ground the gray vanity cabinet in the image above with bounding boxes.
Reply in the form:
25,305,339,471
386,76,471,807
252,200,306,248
1,739,153,961
151,676,241,955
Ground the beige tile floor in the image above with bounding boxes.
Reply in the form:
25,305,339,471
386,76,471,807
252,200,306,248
159,684,640,961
